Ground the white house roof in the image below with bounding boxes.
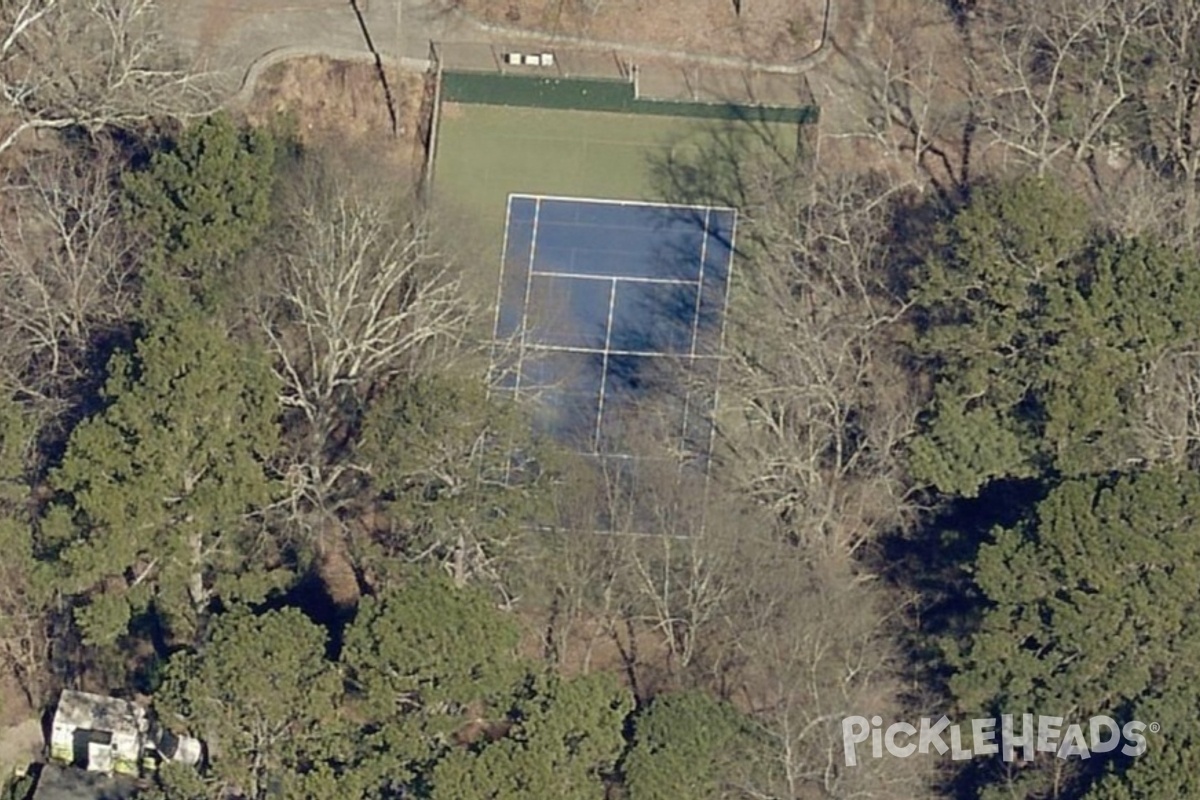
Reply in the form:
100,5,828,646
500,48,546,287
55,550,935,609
52,691,146,739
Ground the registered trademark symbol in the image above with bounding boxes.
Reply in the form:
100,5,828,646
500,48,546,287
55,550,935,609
1149,722,1161,734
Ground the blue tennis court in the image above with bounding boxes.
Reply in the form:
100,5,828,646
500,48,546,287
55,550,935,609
491,194,735,458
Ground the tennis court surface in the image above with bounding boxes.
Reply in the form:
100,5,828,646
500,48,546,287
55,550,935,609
492,194,735,460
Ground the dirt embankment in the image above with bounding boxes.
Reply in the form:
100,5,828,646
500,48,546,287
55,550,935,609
241,56,430,174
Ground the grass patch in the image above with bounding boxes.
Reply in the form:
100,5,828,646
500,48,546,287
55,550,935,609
434,103,796,241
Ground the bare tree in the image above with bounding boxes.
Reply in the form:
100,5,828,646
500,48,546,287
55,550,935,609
968,0,1150,177
261,167,473,519
718,164,919,558
606,459,740,672
0,144,135,403
1120,0,1200,237
731,551,934,800
529,522,625,673
0,399,55,709
0,502,56,708
1137,344,1200,467
838,0,974,193
0,0,212,156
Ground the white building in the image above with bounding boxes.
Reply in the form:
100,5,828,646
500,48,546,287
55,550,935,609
48,691,202,778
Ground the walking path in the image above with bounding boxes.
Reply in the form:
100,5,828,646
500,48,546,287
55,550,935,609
165,0,873,103
434,0,839,74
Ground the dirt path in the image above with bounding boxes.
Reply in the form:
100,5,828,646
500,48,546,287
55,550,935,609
233,45,430,106
432,0,840,74
0,719,42,780
167,0,875,102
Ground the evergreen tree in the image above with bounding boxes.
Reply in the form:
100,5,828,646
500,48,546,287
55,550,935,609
43,312,281,645
909,178,1200,495
621,690,760,800
948,469,1200,796
429,672,632,800
156,607,342,800
122,113,279,312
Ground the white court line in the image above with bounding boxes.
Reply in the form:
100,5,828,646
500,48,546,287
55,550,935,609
565,448,707,461
530,269,699,286
531,220,708,236
700,208,740,535
520,342,723,359
510,192,737,214
496,193,740,485
679,206,712,450
488,194,517,396
512,197,542,396
593,278,619,452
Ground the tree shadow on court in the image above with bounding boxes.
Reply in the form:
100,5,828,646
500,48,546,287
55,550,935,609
541,117,785,504
552,400,713,535
647,112,804,212
511,110,808,533
618,115,791,452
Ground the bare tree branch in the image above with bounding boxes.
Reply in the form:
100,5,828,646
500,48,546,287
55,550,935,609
0,0,214,156
258,167,475,539
969,0,1150,176
718,165,919,556
0,143,135,401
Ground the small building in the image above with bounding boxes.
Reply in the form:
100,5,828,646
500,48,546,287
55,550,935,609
47,691,202,779
49,692,149,777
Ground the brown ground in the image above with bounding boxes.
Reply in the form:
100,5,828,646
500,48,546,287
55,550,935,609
804,0,977,192
514,610,679,699
0,673,32,729
0,673,39,780
194,0,349,50
240,57,429,175
453,0,827,61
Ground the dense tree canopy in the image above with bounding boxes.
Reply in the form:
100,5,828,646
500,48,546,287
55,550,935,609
621,690,759,800
156,607,343,800
428,673,631,800
40,311,281,645
948,469,1200,797
340,573,524,726
122,113,279,311
908,177,1200,496
12,2,1200,795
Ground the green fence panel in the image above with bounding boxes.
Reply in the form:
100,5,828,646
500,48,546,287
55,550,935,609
441,72,819,124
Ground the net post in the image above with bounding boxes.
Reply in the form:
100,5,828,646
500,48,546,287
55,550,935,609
631,63,639,99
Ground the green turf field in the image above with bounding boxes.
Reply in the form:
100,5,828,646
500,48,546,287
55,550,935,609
433,102,797,239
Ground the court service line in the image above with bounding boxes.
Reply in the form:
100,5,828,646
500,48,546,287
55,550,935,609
519,342,723,359
531,220,702,234
513,197,543,396
593,278,620,451
511,192,738,214
530,269,700,286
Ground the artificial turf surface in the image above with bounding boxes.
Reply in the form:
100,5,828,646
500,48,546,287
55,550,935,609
433,102,796,242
